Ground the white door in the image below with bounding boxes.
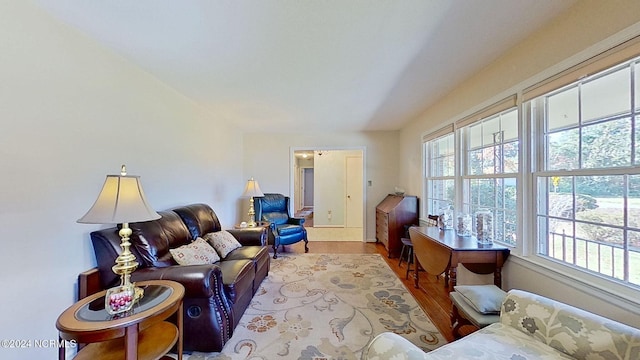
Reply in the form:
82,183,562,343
345,155,363,228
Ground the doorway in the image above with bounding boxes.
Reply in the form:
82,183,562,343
346,155,363,228
291,148,365,242
302,168,314,207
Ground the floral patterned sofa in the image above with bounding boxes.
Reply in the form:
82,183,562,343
364,289,640,360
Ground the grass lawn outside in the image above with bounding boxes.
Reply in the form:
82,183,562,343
547,197,640,286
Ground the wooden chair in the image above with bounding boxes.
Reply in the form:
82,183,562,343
401,216,439,281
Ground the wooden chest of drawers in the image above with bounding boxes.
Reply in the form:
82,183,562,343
375,194,418,258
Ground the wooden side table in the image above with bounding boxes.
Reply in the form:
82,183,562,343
230,221,270,246
56,280,185,360
233,221,270,230
409,226,510,291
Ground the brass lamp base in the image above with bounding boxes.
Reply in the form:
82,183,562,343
106,222,144,315
247,197,257,227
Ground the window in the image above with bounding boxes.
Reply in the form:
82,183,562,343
425,132,455,215
421,36,640,294
530,56,640,286
461,108,519,246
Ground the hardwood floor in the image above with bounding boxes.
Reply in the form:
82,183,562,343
272,240,472,343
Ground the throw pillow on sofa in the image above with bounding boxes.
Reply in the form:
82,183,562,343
454,284,507,314
204,230,242,258
169,237,221,265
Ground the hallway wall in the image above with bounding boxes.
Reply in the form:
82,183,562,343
242,131,399,242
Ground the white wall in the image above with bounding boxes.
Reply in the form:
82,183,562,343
399,0,640,327
242,131,400,241
0,2,244,358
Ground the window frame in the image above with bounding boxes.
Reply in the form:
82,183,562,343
423,132,456,217
460,107,520,246
530,56,640,289
420,35,640,302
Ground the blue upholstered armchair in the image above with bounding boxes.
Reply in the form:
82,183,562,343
254,193,309,259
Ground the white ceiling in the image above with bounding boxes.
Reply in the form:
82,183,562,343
31,0,576,133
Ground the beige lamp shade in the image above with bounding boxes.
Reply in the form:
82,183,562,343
242,177,264,198
78,174,160,224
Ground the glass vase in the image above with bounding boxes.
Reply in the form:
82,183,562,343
474,209,494,244
439,207,453,230
456,213,472,237
105,284,136,315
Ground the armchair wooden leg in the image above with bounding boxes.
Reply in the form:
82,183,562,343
272,244,278,259
304,240,309,253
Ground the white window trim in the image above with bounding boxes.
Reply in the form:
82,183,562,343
523,29,640,303
511,255,640,316
423,132,456,217
419,23,640,308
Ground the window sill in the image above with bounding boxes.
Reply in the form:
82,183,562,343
508,253,640,315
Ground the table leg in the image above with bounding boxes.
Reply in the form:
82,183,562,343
494,266,503,287
124,325,139,360
177,302,184,360
413,253,420,288
449,266,457,290
58,336,65,360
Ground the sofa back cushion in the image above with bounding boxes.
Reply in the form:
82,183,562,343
173,203,222,239
500,289,640,360
130,210,192,268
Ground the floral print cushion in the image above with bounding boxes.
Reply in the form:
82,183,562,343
203,230,242,258
500,289,640,360
364,289,640,360
365,326,572,360
364,332,431,360
427,323,575,360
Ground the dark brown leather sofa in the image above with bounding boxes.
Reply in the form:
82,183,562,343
87,203,270,352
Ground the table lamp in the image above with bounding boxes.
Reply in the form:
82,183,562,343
242,177,264,227
77,165,160,315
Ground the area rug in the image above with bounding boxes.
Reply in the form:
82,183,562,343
173,253,446,360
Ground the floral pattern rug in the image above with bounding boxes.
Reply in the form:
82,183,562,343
173,253,446,360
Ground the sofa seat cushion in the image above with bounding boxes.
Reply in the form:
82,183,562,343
217,259,255,305
426,323,573,359
277,224,303,236
226,246,269,268
226,246,270,292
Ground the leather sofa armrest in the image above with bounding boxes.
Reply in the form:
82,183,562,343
288,217,305,226
131,264,225,298
227,228,267,246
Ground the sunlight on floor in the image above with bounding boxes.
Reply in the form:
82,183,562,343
305,226,363,241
